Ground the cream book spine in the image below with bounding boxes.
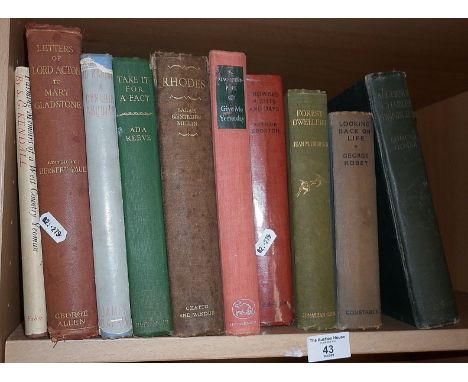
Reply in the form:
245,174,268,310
15,66,47,337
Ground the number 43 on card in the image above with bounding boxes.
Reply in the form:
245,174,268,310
307,332,351,362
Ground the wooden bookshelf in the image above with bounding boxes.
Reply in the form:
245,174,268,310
1,18,468,362
4,292,468,362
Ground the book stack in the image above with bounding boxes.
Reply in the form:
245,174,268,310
15,23,458,342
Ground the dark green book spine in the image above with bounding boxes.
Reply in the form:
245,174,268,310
286,90,335,330
112,57,172,336
365,72,458,328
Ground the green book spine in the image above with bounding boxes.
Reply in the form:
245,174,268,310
112,57,172,336
365,72,458,328
286,90,336,330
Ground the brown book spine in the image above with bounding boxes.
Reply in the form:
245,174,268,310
246,75,293,326
151,52,224,336
26,23,98,340
329,111,381,330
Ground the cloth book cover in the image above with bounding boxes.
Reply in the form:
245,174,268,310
328,71,458,328
113,57,172,336
26,23,99,341
151,52,224,337
208,50,260,335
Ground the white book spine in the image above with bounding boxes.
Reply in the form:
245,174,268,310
80,54,132,338
15,67,47,337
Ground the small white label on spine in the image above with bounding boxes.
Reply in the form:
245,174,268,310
39,212,67,243
255,228,277,256
307,332,351,362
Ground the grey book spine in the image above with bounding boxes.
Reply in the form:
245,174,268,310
81,53,132,338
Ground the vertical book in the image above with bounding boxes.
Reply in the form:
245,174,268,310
328,71,458,328
81,53,133,339
246,74,294,326
113,57,172,336
286,89,335,330
151,52,224,337
15,67,47,337
26,23,99,341
329,111,381,330
209,50,260,335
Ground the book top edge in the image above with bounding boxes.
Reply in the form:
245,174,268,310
365,71,406,80
329,111,373,116
113,57,149,63
81,53,112,58
208,50,246,58
246,74,282,81
25,23,82,37
149,52,208,70
287,89,326,95
151,51,207,59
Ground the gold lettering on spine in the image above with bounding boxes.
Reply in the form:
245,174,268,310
38,158,87,176
160,63,204,137
162,77,206,89
301,311,336,319
30,41,82,114
291,109,325,127
134,319,170,329
179,304,215,319
35,44,74,53
117,75,155,143
55,309,89,328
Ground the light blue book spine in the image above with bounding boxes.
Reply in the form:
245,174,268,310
80,53,133,339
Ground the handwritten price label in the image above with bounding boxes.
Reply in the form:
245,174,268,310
255,229,277,256
39,212,67,243
307,332,351,362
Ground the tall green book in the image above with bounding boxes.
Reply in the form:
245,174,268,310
112,57,172,336
286,90,336,330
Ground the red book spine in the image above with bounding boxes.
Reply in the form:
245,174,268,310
209,50,260,335
246,75,294,326
25,23,98,340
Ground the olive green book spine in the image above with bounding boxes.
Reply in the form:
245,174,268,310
113,57,172,336
286,90,335,330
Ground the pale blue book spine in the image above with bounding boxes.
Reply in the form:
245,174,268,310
81,53,133,339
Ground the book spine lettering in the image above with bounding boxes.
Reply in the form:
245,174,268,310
14,67,47,337
209,50,260,335
26,23,99,341
81,53,133,338
151,53,224,337
329,111,381,330
113,57,172,336
286,90,335,330
246,75,293,326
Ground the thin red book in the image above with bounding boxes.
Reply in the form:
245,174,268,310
208,50,260,335
246,74,294,326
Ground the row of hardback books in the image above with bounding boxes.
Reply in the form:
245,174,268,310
16,23,458,341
